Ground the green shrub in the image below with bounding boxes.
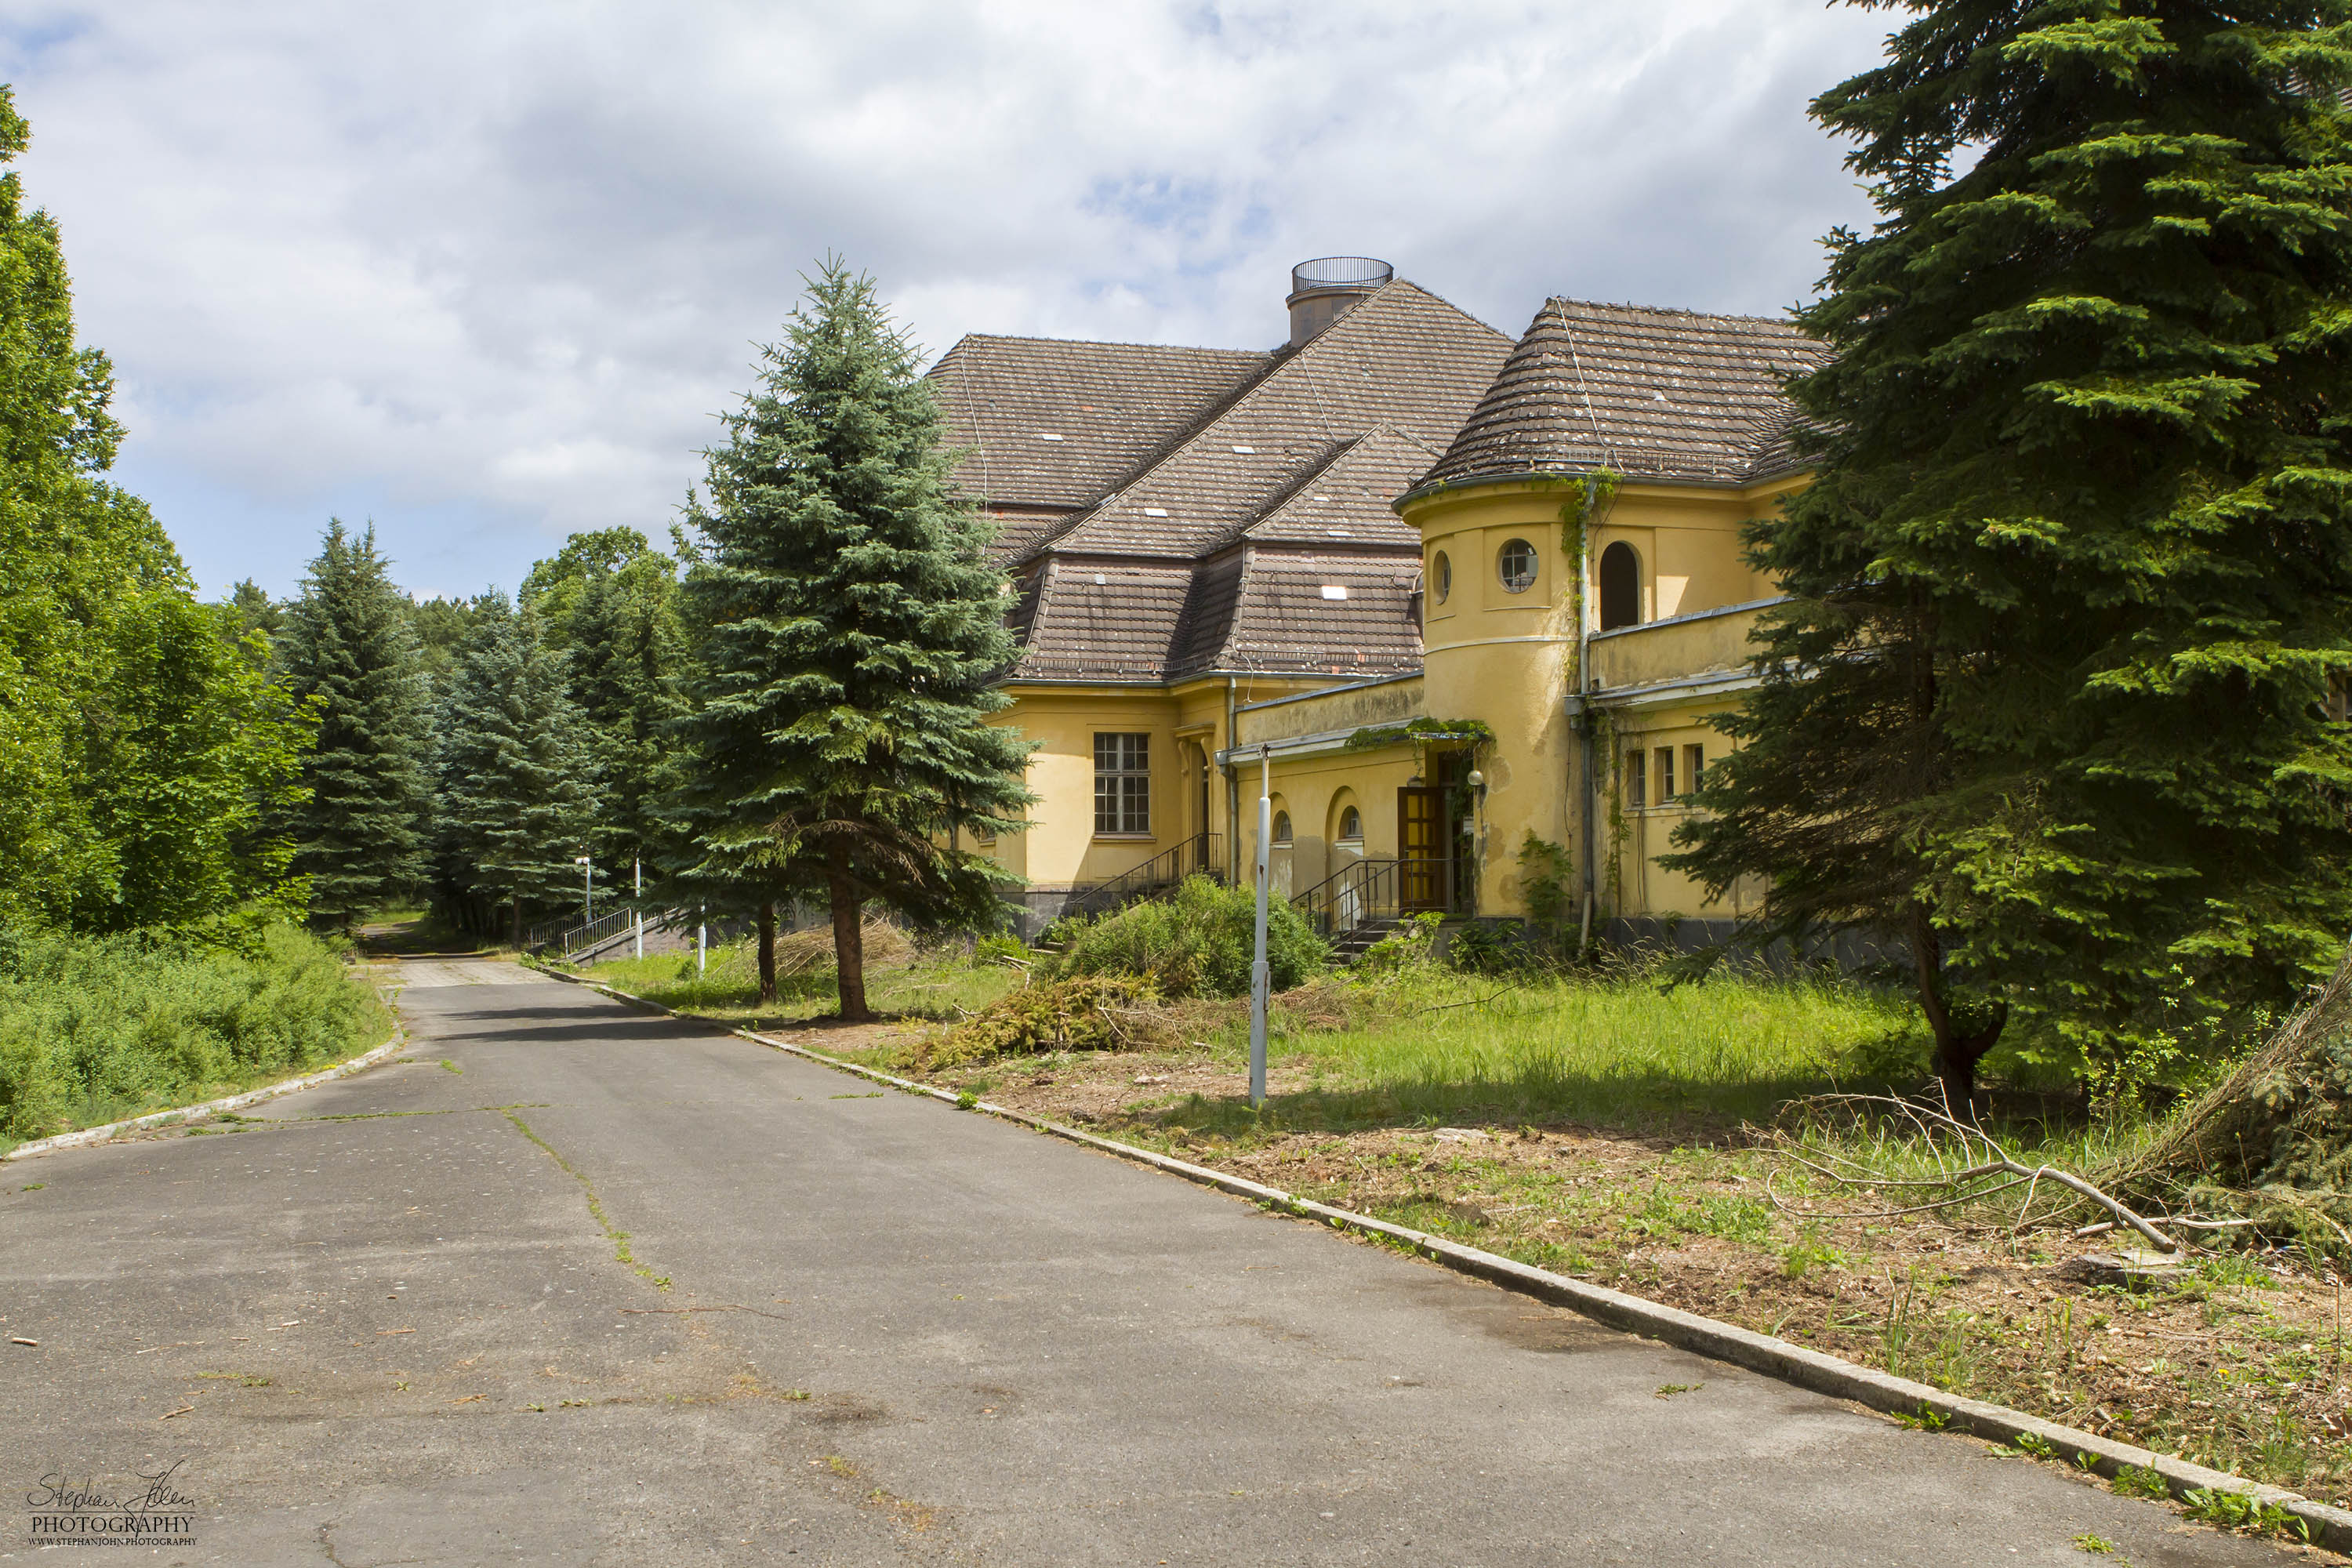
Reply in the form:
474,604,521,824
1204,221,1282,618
1355,912,1443,978
972,933,1028,969
1048,877,1327,998
0,924,390,1142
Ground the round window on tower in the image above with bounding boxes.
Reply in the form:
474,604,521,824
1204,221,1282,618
1498,539,1537,593
1433,551,1452,603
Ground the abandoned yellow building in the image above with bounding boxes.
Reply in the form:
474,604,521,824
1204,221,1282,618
927,258,1825,944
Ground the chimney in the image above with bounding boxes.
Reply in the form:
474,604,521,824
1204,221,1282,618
1287,256,1392,347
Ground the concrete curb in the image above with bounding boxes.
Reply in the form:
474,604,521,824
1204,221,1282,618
541,968,2352,1552
3,1025,411,1163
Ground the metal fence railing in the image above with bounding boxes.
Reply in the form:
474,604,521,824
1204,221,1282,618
528,905,676,961
1289,857,1454,942
1063,833,1222,921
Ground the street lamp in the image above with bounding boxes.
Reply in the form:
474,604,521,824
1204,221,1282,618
575,855,593,922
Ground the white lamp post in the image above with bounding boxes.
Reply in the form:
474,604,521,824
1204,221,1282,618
1250,746,1270,1109
575,855,593,922
632,856,643,959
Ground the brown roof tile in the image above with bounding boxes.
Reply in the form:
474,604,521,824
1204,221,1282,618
1173,548,1425,680
928,335,1270,512
1415,299,1828,492
1040,281,1511,561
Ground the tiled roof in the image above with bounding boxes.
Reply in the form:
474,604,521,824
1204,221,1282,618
935,278,1508,684
927,335,1270,511
1239,426,1439,550
1005,557,1197,684
1039,281,1512,561
1176,549,1424,680
1414,299,1828,492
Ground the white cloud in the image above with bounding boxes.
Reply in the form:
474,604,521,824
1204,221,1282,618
1,0,1887,597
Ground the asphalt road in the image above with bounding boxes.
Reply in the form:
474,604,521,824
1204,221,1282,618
0,966,2311,1566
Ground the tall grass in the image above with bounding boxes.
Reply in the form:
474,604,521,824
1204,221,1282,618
0,924,393,1145
1164,967,1928,1134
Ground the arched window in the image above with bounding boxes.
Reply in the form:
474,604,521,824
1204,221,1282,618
1498,539,1537,593
1599,540,1641,630
1338,805,1363,842
1272,811,1293,844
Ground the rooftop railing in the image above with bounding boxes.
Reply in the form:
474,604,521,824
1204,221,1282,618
1291,256,1393,292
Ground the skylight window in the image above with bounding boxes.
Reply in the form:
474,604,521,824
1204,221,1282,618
1320,585,1348,601
1036,432,1065,441
1231,445,1256,454
1142,507,1168,517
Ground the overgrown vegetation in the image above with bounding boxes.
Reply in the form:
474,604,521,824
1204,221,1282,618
0,925,391,1145
1046,876,1326,999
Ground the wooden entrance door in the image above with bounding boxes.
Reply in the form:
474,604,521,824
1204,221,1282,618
1397,786,1449,913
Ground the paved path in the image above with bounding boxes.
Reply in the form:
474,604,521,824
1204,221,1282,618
0,971,2307,1566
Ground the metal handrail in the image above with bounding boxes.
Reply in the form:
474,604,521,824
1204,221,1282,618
1065,833,1223,920
1290,857,1453,940
528,904,676,960
1292,256,1393,291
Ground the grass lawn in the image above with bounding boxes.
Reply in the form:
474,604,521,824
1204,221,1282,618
576,936,1020,1034
568,935,2347,1524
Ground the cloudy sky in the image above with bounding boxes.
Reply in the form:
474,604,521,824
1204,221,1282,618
2,2,1890,601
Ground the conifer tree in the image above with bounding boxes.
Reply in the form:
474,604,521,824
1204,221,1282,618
432,593,602,946
522,527,688,874
673,261,1031,1018
274,521,434,927
1669,2,2352,1100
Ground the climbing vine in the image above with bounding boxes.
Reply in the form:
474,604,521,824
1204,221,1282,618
1555,466,1621,560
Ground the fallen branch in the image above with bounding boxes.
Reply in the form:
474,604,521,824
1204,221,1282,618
1410,985,1520,1018
1769,1092,2180,1253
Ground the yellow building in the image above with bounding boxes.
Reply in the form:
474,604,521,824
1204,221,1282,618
928,260,1824,946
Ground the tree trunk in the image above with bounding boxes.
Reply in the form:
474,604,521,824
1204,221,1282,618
829,848,871,1022
1907,903,2005,1105
757,902,778,1004
511,895,523,951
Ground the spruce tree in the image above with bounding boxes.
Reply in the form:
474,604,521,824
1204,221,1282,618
274,521,433,927
673,260,1031,1018
433,593,602,946
1668,2,2352,1100
522,527,688,876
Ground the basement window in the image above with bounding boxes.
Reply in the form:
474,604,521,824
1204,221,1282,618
1094,732,1150,835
